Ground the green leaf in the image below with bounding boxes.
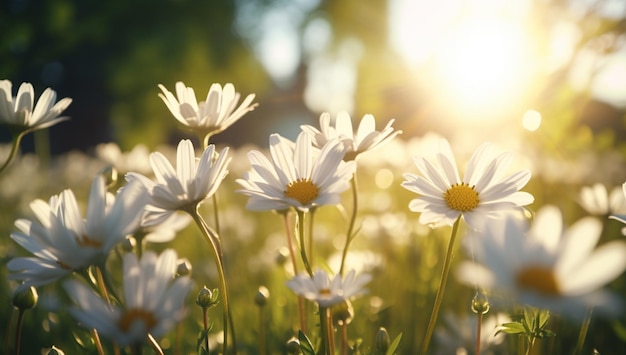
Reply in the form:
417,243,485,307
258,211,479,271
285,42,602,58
385,333,403,355
496,322,527,335
298,330,316,355
538,309,551,328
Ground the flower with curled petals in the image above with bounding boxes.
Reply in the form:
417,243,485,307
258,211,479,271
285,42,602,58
126,139,231,225
0,79,72,133
64,249,193,346
236,132,356,212
158,81,257,143
401,138,534,229
301,111,401,161
457,206,626,318
7,176,147,287
286,269,371,308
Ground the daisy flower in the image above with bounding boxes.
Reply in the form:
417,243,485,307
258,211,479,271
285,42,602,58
95,142,153,175
236,132,356,212
7,176,147,287
63,249,193,347
158,81,257,140
457,205,626,318
300,111,402,161
579,183,626,217
401,138,534,228
126,139,231,225
286,269,371,307
0,80,72,133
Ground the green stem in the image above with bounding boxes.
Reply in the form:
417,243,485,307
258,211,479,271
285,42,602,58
319,306,331,355
296,210,313,276
339,176,358,276
0,131,25,176
308,209,316,269
92,329,105,355
525,337,535,355
420,216,462,355
258,304,266,355
13,309,24,355
282,212,307,332
573,307,593,355
475,312,483,355
202,307,210,354
186,206,235,354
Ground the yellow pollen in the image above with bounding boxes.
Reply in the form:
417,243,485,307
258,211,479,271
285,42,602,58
516,266,561,296
76,235,103,248
444,183,479,212
117,308,157,332
285,178,319,205
319,288,332,295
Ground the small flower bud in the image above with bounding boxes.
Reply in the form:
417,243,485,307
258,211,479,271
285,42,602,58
46,346,65,355
196,286,219,309
176,258,192,277
99,165,118,189
255,286,270,307
471,290,490,315
275,247,289,266
332,299,354,326
374,327,390,355
121,236,136,253
285,336,301,354
12,285,38,310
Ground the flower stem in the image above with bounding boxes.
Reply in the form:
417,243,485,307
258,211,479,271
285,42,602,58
319,307,332,355
13,309,24,355
340,176,358,276
420,216,462,355
202,307,210,354
91,329,105,355
282,212,307,332
147,334,164,355
475,312,483,355
0,131,24,176
574,307,593,355
296,210,313,276
187,206,235,354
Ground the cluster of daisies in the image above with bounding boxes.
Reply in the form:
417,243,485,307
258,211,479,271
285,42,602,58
2,78,626,354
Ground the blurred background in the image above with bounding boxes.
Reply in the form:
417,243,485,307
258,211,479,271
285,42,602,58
2,0,626,156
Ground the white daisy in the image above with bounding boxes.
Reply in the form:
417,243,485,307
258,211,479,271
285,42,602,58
63,249,193,346
286,269,371,308
95,142,153,175
0,80,72,133
300,111,402,161
457,205,626,318
7,176,147,287
401,138,534,228
236,132,356,212
579,183,626,216
135,212,192,244
158,81,257,139
126,139,231,225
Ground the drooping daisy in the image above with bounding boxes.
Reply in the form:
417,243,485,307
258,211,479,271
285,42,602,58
63,249,193,347
579,183,626,217
457,205,626,318
158,81,257,141
0,80,72,133
126,139,231,225
236,132,356,212
401,138,534,228
300,111,402,161
286,269,371,308
7,176,147,287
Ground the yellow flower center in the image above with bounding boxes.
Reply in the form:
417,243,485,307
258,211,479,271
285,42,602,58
516,265,561,296
117,308,157,332
285,178,319,205
444,183,479,212
76,235,103,248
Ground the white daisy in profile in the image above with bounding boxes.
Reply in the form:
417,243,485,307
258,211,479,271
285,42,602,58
286,269,371,307
457,205,626,319
401,138,534,228
300,111,402,161
7,176,147,287
158,81,257,141
126,139,231,225
0,80,72,133
236,132,356,212
579,183,626,217
64,249,193,347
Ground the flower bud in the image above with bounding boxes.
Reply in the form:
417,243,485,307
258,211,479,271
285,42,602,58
255,286,270,307
12,285,38,310
46,346,65,355
121,236,136,253
99,165,118,189
176,258,192,277
332,299,354,326
285,336,301,354
374,327,390,355
471,290,490,315
196,286,219,309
